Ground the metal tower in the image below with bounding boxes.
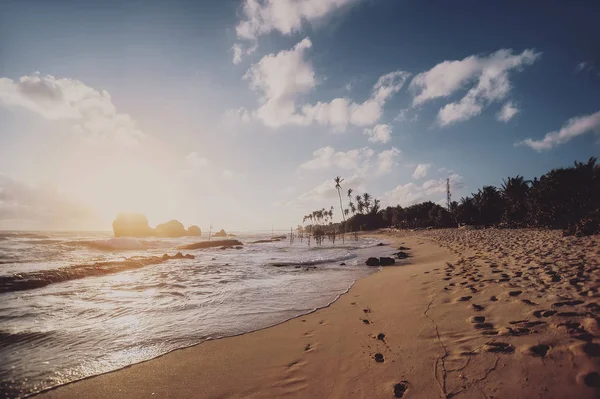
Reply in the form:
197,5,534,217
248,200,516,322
446,177,451,211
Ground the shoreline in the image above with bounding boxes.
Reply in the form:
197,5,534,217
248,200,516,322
36,229,600,398
30,236,397,398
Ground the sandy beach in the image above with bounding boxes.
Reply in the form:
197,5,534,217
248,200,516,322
37,229,600,399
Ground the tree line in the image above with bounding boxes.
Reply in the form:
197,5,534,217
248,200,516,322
301,157,599,238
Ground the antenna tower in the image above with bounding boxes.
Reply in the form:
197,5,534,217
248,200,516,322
446,177,451,211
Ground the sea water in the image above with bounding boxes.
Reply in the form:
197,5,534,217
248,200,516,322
0,231,379,397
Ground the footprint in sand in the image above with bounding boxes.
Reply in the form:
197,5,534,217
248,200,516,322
484,342,515,354
490,296,498,302
580,372,600,388
527,344,550,357
377,333,386,341
362,319,371,325
458,296,472,302
583,342,600,357
508,290,522,297
469,316,486,323
393,381,409,398
472,304,484,311
374,353,384,363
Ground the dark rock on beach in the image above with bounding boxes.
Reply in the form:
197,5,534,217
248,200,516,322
366,257,380,266
379,257,395,266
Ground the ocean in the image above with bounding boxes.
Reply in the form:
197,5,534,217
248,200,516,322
0,231,379,398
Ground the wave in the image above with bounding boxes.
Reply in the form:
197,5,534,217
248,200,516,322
0,232,50,239
0,330,56,349
268,253,356,267
62,238,169,251
0,253,194,294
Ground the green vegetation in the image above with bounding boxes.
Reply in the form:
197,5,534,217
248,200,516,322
300,157,600,239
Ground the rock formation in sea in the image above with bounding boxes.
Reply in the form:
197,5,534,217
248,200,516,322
112,214,202,237
187,225,201,236
112,213,155,237
214,229,227,237
156,220,188,237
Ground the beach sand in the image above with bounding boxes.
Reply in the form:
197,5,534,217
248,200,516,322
38,229,600,398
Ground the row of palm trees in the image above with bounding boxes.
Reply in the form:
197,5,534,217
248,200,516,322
307,157,599,237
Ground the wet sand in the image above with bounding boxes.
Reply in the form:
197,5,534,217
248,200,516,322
38,229,600,398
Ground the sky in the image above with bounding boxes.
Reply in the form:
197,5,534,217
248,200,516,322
0,0,599,231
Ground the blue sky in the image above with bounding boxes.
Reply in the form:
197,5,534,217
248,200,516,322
0,0,599,231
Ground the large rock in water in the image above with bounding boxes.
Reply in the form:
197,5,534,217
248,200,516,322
214,229,227,237
113,213,155,237
187,225,201,236
156,220,188,237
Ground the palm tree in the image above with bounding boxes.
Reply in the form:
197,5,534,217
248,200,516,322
501,175,530,225
334,176,346,226
362,193,371,213
356,195,364,214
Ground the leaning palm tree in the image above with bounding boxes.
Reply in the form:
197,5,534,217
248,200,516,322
356,195,364,214
334,177,346,242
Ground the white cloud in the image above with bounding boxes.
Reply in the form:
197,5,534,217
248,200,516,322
364,124,392,143
244,37,316,127
222,169,235,179
184,152,209,168
496,101,519,122
409,49,540,126
412,163,431,179
235,0,360,41
516,110,600,151
0,74,145,144
300,146,373,171
394,108,418,122
376,147,400,175
382,173,463,207
233,0,361,64
243,40,410,130
232,43,244,65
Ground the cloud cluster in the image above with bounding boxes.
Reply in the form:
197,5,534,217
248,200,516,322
242,39,410,130
233,0,361,63
0,74,145,144
299,146,374,171
412,163,430,179
410,49,540,126
299,145,401,177
381,173,464,207
517,110,600,151
496,101,519,122
363,123,392,143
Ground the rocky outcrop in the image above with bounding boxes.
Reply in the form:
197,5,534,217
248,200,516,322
187,225,201,236
214,229,227,237
112,213,155,237
112,214,203,238
156,220,187,237
179,239,243,250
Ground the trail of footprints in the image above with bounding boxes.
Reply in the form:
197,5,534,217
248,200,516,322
428,228,600,390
